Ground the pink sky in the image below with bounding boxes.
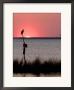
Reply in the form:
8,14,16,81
13,13,61,38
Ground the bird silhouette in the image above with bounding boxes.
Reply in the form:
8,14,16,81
21,29,24,35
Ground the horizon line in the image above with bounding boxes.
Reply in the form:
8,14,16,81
13,37,61,39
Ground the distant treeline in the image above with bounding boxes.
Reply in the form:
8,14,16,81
13,58,61,76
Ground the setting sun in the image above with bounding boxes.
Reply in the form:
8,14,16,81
25,35,31,38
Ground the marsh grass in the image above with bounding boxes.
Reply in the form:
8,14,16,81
13,58,61,76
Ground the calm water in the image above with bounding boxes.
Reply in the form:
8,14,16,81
13,38,61,62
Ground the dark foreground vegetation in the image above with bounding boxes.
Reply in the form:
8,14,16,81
13,58,61,76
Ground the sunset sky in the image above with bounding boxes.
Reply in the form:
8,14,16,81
13,13,61,38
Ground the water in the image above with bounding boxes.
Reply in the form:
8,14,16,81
13,38,61,62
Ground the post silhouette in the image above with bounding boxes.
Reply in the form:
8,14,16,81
21,29,27,63
23,41,27,63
